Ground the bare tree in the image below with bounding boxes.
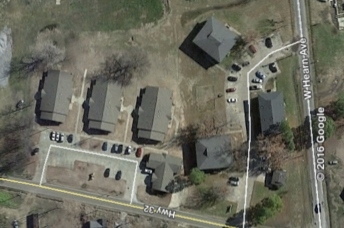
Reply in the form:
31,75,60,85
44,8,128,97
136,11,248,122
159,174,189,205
95,47,150,86
19,29,66,73
256,134,288,170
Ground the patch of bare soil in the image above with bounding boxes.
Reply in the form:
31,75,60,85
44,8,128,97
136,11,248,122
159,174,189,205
46,160,126,197
136,185,171,207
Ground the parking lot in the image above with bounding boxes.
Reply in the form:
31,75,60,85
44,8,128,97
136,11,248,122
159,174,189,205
224,33,292,139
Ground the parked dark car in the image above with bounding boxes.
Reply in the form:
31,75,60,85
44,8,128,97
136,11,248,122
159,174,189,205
226,88,236,93
111,144,119,153
67,134,73,143
328,160,338,165
231,64,241,72
255,71,266,80
228,177,239,186
118,144,123,153
265,37,273,48
269,63,277,73
241,61,250,67
136,147,143,158
104,168,110,178
31,148,39,156
115,170,122,180
227,76,238,82
102,142,108,151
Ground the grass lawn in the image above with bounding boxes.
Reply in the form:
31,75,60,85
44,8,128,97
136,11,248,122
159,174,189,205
0,190,22,209
199,200,237,218
312,23,344,74
1,0,164,57
250,158,312,227
276,55,300,127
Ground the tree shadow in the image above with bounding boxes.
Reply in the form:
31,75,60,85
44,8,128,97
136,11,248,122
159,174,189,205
179,21,217,70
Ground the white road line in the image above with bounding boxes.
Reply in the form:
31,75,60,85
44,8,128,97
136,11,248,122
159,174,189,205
307,100,323,228
74,69,88,134
242,40,301,227
39,144,138,204
40,145,52,185
296,0,304,38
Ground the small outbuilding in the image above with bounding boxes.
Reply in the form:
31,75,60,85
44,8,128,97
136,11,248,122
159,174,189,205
270,170,287,190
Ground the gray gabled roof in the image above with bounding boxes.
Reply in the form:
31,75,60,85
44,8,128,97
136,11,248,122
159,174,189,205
271,170,286,186
146,153,182,192
258,92,286,133
87,80,122,132
89,221,103,228
195,135,232,170
137,87,172,142
39,70,73,123
193,17,237,63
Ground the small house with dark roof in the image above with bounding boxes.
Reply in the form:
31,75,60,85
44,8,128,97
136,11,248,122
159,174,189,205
258,92,286,134
192,17,238,63
146,153,182,193
270,170,287,189
26,213,39,228
85,219,107,228
86,80,122,133
136,86,172,142
195,135,232,171
38,70,73,123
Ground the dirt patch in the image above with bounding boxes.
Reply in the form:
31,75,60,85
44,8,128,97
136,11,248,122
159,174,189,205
46,160,126,197
136,185,171,207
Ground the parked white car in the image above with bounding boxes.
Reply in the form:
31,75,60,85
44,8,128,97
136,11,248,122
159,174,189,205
252,78,263,83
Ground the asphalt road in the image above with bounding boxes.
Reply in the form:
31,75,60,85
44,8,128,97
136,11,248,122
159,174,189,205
0,177,234,228
293,0,329,227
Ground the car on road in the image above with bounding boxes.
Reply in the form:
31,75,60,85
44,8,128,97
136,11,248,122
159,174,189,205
144,168,153,174
241,61,250,67
115,170,122,180
227,98,238,103
315,203,321,214
227,76,238,82
255,71,266,80
231,64,241,72
265,37,273,48
50,131,56,141
269,63,277,73
102,142,108,151
249,85,262,90
104,168,110,178
225,88,236,93
136,147,143,158
252,78,263,84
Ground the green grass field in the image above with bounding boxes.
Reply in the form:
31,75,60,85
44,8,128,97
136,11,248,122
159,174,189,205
276,55,300,127
0,190,22,208
1,0,164,57
312,23,344,74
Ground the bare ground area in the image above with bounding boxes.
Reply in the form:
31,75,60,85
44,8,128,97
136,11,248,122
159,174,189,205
0,191,191,228
46,160,126,197
136,185,171,207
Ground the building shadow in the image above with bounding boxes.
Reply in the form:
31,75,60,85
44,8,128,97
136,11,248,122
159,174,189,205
226,209,244,227
179,21,217,70
181,143,197,175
